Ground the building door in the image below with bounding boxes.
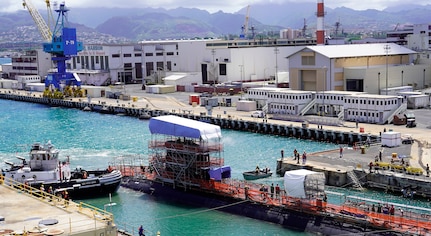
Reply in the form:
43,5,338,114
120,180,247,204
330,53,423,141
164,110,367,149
301,70,317,91
201,64,208,84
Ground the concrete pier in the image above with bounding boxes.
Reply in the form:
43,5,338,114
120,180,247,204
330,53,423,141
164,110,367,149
0,91,378,146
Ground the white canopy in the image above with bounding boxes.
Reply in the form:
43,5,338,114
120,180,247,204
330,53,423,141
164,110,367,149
283,169,325,198
149,115,222,141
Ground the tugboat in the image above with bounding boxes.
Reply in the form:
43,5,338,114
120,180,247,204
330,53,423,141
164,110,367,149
2,141,122,199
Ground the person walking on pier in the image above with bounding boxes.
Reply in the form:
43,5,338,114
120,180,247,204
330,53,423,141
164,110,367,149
339,146,343,158
303,151,307,164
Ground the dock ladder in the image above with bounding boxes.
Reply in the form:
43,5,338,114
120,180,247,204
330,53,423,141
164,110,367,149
347,170,364,191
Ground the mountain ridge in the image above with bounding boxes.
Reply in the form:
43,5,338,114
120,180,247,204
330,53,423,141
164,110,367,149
1,2,431,44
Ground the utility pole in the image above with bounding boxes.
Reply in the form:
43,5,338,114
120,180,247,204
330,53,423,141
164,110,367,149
384,44,391,95
211,49,216,85
274,47,279,87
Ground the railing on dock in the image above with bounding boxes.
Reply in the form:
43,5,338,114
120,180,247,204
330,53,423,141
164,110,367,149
0,175,115,231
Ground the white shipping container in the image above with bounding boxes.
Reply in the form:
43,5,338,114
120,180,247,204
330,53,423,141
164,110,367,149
381,131,401,147
236,100,257,111
407,95,429,109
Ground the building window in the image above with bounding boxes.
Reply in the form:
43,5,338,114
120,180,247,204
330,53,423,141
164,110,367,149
112,54,120,58
156,52,163,56
167,52,174,56
124,54,132,57
219,64,227,75
135,53,142,57
145,53,153,56
301,55,315,65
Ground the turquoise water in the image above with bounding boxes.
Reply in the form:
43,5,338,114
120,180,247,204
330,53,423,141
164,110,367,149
1,99,430,235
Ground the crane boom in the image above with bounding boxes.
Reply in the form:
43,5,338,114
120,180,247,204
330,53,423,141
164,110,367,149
243,5,250,36
240,5,250,39
22,0,52,42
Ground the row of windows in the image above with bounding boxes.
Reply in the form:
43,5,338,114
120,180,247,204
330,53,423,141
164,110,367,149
345,99,397,106
145,52,177,57
12,66,37,71
73,56,109,70
347,110,380,118
248,91,269,96
111,53,146,58
12,58,37,63
317,95,344,101
270,104,296,110
268,94,312,100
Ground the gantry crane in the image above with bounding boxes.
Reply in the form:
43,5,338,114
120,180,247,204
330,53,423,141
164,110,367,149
23,0,83,98
240,5,250,39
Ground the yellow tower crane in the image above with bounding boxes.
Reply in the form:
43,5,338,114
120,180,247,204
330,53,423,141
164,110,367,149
240,5,250,39
22,0,54,42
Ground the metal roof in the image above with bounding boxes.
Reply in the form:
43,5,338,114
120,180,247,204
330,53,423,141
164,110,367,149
289,43,416,59
149,115,222,141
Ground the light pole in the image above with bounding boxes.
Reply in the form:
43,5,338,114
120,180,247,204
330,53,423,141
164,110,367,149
211,49,216,85
423,69,426,89
378,72,381,94
384,44,391,95
264,67,269,87
274,47,279,87
239,65,244,98
401,70,404,87
322,66,327,117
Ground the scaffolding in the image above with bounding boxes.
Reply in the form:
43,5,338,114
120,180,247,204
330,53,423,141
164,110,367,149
149,134,223,190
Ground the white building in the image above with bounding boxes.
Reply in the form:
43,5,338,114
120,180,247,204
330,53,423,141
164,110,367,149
3,49,51,80
286,43,430,94
247,87,407,124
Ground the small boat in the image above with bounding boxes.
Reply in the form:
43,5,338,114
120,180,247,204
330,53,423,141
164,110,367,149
242,168,272,180
2,141,122,199
138,112,151,120
82,106,92,111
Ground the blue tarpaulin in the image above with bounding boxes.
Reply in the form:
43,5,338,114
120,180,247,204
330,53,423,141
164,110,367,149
209,166,231,181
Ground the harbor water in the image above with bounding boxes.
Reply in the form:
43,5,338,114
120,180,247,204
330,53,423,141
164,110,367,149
1,99,431,235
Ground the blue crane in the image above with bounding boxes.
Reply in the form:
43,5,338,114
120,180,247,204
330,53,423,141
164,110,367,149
43,3,83,91
23,1,83,96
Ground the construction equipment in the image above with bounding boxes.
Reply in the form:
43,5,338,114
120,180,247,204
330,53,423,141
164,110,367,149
240,5,250,39
23,0,83,98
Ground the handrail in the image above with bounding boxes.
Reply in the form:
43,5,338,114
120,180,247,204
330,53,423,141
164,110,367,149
0,175,114,223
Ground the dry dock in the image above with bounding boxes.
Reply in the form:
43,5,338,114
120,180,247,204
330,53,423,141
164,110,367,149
0,177,117,236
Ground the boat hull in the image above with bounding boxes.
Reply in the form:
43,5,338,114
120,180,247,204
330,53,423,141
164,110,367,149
242,171,272,180
121,177,379,235
6,170,122,199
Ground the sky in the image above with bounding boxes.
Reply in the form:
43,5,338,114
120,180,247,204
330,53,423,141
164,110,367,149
2,0,430,13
